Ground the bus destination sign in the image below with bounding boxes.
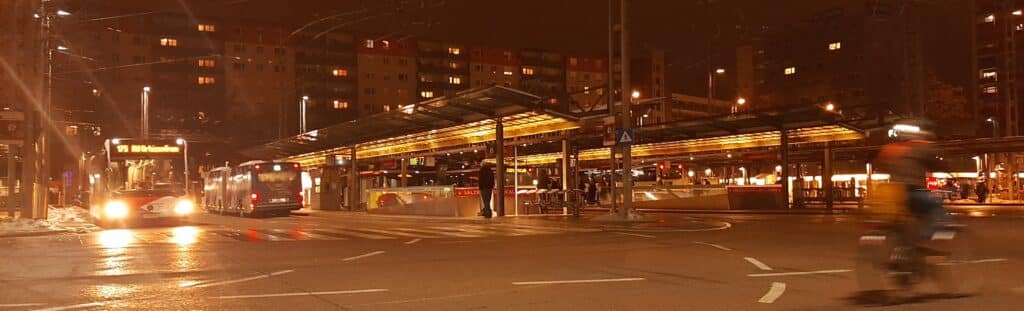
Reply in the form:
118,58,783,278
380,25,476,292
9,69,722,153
109,139,182,158
115,144,181,154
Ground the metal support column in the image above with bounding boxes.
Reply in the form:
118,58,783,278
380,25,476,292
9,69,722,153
561,139,571,215
348,146,359,210
6,147,15,217
823,141,833,210
400,158,408,187
780,129,790,208
495,118,505,217
607,0,618,212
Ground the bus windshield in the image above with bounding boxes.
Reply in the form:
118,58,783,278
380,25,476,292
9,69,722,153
108,158,185,192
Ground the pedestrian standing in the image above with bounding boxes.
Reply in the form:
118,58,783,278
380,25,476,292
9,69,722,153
960,182,972,201
975,181,988,203
478,163,495,218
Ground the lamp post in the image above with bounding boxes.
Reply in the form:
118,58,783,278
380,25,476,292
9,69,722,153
141,86,150,138
299,96,309,133
733,97,746,114
986,116,999,138
707,68,725,108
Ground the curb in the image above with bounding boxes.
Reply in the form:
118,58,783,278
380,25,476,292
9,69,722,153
0,229,70,239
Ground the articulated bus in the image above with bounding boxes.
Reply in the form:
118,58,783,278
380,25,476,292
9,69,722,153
203,160,303,217
86,138,196,227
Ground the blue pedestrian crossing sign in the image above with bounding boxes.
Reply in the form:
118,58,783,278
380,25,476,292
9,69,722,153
616,129,635,146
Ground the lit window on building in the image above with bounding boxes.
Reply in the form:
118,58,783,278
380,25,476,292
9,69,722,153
364,39,374,48
1017,23,1024,31
420,91,435,98
569,57,578,66
197,76,215,85
159,38,178,47
332,100,349,109
784,67,796,75
522,67,536,76
503,70,514,76
583,86,590,94
828,42,842,51
332,68,349,77
449,76,462,85
983,86,998,94
197,59,215,68
985,14,995,23
448,47,461,55
197,24,215,32
381,40,390,49
383,105,390,112
981,70,998,80
449,61,459,69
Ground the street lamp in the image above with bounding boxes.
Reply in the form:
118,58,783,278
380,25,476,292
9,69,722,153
715,68,726,74
986,116,999,138
733,97,746,113
141,86,151,138
56,10,72,17
707,67,727,107
300,96,309,133
631,90,641,100
824,102,836,112
176,138,189,195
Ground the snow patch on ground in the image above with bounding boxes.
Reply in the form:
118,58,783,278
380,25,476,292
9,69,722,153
0,206,96,236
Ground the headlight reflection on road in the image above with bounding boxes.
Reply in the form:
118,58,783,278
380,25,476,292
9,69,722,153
170,226,200,246
91,284,137,300
98,229,134,249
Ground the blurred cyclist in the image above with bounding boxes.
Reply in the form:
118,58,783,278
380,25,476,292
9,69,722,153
875,119,949,251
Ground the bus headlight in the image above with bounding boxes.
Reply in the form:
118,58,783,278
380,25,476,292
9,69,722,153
174,199,195,215
104,201,129,219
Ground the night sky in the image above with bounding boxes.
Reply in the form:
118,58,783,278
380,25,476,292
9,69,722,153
76,0,971,95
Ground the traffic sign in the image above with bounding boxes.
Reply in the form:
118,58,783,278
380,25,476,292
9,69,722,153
0,111,25,145
616,129,635,146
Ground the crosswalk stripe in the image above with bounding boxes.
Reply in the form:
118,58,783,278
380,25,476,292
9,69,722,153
271,229,344,241
209,230,255,242
458,225,550,236
313,228,394,240
430,225,507,236
391,227,479,238
344,227,443,238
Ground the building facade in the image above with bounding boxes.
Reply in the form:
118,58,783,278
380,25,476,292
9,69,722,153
356,37,418,115
974,0,1024,136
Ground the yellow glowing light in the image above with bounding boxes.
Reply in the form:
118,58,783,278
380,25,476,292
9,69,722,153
173,199,195,215
99,229,134,249
170,226,200,246
104,201,129,219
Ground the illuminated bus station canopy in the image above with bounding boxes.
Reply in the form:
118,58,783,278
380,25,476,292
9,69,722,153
244,85,886,167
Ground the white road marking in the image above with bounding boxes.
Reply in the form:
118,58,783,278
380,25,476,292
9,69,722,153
610,232,656,238
351,227,434,238
692,241,732,251
404,238,422,245
322,228,395,240
31,302,103,311
342,250,386,262
744,257,773,271
938,258,1010,266
213,289,389,299
512,277,646,285
1,303,46,308
748,269,852,277
190,269,295,288
758,282,787,304
392,227,478,238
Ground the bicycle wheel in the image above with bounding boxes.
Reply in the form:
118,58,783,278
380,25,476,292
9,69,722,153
855,229,912,302
930,226,984,297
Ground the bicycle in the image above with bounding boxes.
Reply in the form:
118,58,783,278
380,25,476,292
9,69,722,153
855,184,983,303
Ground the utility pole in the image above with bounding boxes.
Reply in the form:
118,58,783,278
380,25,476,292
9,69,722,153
607,0,618,211
618,0,633,218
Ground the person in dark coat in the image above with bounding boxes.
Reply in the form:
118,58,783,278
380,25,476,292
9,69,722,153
975,181,988,203
478,163,495,218
960,182,972,201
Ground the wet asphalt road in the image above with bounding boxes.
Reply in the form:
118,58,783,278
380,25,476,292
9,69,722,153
1,210,1023,310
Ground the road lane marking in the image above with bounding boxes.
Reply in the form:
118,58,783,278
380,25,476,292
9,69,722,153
1,303,46,308
392,227,477,238
349,227,434,238
404,238,422,245
343,250,386,262
744,257,773,271
610,232,656,238
31,302,103,311
320,228,395,240
512,278,646,285
970,258,1008,264
748,269,852,277
190,269,295,288
213,289,389,299
692,241,732,251
758,282,786,304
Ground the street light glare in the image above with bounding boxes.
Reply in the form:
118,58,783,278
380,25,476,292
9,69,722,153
176,138,186,145
736,97,746,105
986,117,995,123
715,68,726,74
143,86,151,92
56,10,72,16
631,90,641,99
824,102,835,111
302,95,310,100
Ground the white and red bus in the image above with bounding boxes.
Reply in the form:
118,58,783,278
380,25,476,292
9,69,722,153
87,138,195,226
